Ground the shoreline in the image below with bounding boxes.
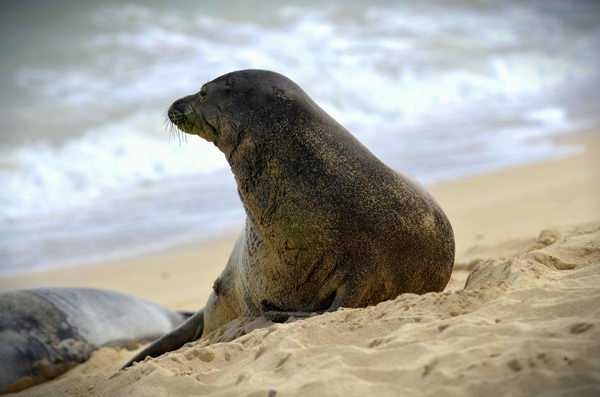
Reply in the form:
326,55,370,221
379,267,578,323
1,129,598,310
0,128,579,280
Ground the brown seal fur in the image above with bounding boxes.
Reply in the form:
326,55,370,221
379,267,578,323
123,69,454,367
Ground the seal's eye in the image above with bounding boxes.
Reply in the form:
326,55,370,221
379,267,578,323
199,85,208,98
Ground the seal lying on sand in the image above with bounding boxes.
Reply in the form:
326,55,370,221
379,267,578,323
0,288,187,394
124,69,454,367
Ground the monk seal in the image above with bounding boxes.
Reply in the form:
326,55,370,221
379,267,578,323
124,69,454,367
0,288,187,393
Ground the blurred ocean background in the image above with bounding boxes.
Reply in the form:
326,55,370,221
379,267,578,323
1,0,599,276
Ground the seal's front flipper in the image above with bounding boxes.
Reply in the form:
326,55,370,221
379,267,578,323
122,308,204,369
261,308,318,322
261,285,350,323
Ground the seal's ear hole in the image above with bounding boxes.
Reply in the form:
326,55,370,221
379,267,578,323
200,85,208,98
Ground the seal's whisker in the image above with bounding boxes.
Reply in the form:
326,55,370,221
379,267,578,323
163,113,174,142
178,122,189,145
163,112,188,146
175,124,183,146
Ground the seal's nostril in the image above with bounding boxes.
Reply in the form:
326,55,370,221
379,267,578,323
168,98,191,122
167,107,179,122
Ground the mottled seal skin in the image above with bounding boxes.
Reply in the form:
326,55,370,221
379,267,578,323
0,288,187,394
124,69,454,367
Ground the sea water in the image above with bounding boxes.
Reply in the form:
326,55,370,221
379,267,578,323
1,0,599,276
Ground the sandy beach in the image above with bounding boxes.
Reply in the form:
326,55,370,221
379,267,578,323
3,130,600,396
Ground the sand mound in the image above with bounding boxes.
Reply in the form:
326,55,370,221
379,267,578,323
19,223,600,396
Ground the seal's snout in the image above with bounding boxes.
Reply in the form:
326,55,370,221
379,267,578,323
168,96,194,124
167,106,180,122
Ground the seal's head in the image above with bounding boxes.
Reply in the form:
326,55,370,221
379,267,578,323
167,69,312,157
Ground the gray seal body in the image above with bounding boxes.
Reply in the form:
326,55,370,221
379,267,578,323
0,288,186,394
124,69,455,367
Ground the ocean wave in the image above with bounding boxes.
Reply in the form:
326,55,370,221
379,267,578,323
0,112,227,219
14,1,598,117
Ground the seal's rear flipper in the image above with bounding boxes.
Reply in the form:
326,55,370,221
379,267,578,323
261,308,319,322
121,308,204,369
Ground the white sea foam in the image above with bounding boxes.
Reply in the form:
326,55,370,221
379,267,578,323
0,112,227,219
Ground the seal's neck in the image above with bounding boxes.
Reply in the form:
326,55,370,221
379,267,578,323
227,99,386,240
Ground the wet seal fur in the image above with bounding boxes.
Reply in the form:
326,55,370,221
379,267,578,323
0,288,187,394
124,69,454,367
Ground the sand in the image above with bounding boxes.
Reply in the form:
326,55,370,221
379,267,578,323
3,131,600,396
